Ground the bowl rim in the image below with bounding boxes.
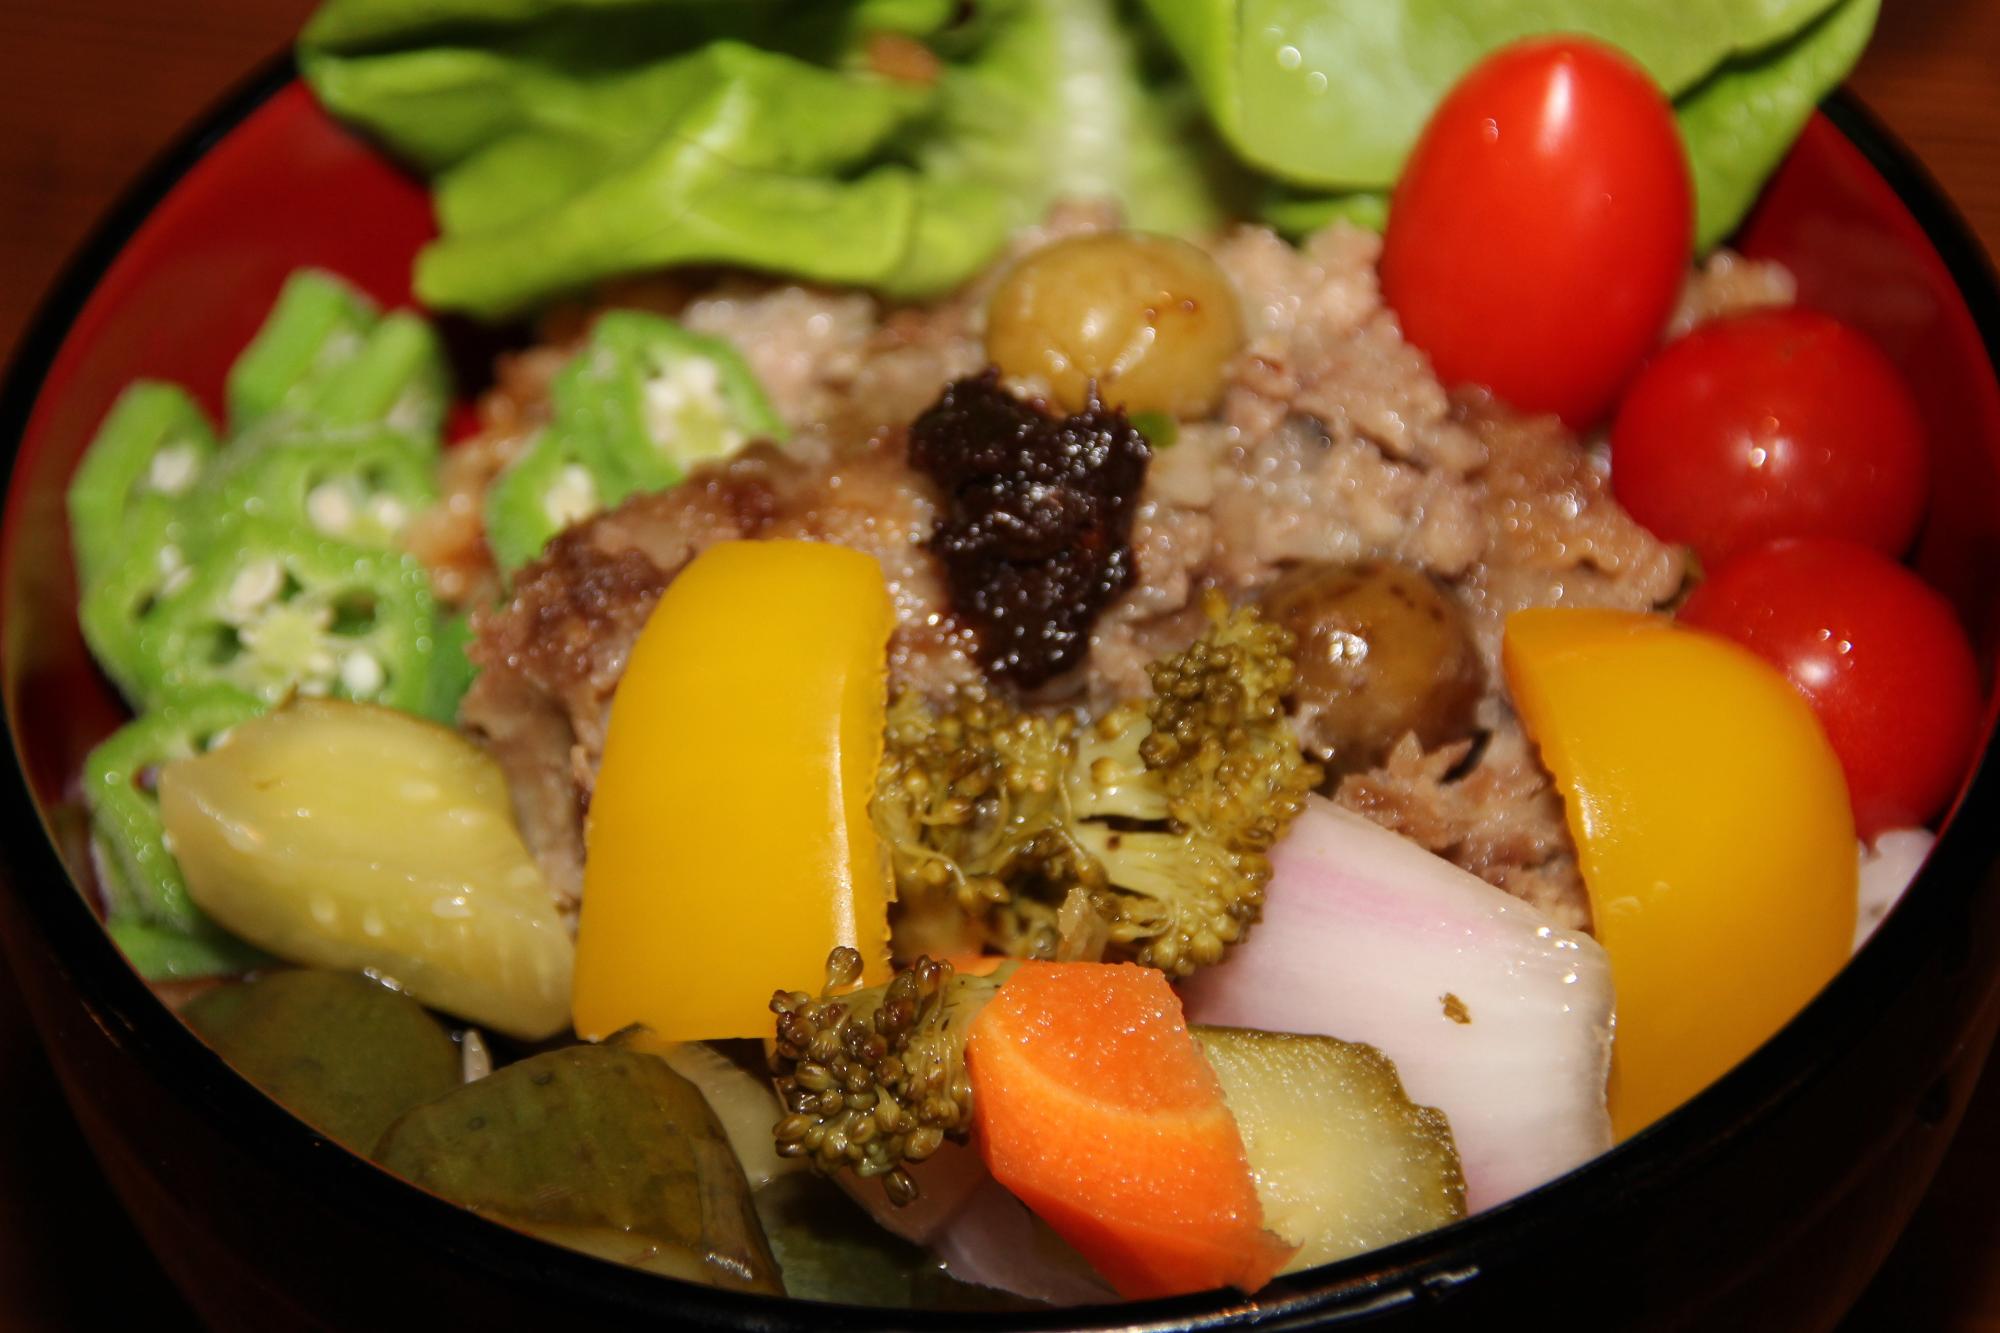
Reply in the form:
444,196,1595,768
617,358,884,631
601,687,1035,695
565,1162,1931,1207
1,55,1998,1331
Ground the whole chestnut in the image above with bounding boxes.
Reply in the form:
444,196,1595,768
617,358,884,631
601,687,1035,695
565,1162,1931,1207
1256,559,1483,772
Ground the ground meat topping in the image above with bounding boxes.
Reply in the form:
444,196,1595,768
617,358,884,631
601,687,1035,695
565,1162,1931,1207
909,372,1149,689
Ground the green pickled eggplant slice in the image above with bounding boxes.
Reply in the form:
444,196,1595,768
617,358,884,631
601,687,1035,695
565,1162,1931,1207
373,1046,783,1295
184,969,461,1153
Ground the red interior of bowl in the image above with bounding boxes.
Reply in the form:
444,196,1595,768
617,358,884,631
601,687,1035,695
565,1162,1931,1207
4,85,1997,896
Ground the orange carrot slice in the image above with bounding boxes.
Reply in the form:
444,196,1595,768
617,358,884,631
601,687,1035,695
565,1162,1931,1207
966,961,1295,1299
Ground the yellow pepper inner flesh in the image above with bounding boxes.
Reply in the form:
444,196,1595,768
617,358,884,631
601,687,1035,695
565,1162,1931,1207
572,540,896,1042
1503,608,1857,1141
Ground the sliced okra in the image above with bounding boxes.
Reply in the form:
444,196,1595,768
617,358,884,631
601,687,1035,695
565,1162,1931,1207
67,381,218,587
420,611,480,725
561,310,785,502
145,515,441,715
226,269,379,434
83,684,269,979
77,499,204,705
202,430,438,550
303,310,451,441
481,427,609,575
480,312,783,576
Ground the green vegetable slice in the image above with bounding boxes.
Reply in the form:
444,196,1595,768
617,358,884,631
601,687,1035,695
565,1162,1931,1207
67,381,218,588
184,969,462,1152
483,311,785,572
83,685,269,974
373,1046,783,1294
303,310,452,440
227,269,379,434
106,916,268,982
144,515,440,713
559,311,786,500
421,611,480,725
77,499,204,705
200,430,439,550
226,270,451,439
481,429,606,575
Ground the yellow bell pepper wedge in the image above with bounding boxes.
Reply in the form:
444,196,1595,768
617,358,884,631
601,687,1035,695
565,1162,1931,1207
572,540,896,1042
1503,608,1857,1141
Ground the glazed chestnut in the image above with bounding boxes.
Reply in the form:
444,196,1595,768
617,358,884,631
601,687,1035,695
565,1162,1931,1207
985,232,1244,418
1256,559,1483,772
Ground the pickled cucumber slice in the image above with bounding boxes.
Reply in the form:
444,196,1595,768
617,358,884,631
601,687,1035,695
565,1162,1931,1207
1193,1026,1465,1271
373,1046,782,1295
157,700,573,1039
184,969,460,1152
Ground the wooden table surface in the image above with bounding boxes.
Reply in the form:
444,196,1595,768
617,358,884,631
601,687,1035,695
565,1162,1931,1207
2,1,1998,1328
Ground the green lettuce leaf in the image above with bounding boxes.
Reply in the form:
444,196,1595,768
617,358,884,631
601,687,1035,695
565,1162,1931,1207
1677,0,1880,245
1227,0,1877,248
1141,0,1845,187
302,0,1225,318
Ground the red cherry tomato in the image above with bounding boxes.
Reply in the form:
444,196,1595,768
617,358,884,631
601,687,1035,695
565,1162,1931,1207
1611,309,1929,567
1680,538,1985,840
1381,37,1692,427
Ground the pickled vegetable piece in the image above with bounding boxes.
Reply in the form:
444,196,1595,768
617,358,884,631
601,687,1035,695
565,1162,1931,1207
373,1046,781,1294
144,516,440,713
158,700,573,1039
986,232,1244,417
752,1173,1040,1309
184,969,460,1152
1192,1026,1465,1271
1504,608,1857,1138
67,381,217,587
653,1039,798,1193
572,541,896,1042
82,685,268,979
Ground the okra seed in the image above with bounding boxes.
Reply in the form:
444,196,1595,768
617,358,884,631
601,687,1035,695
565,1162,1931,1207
147,442,202,496
226,559,285,616
340,650,386,698
542,465,599,528
306,482,358,535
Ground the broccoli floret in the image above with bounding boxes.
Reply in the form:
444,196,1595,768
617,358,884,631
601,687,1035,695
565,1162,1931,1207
875,591,1321,976
770,949,1011,1204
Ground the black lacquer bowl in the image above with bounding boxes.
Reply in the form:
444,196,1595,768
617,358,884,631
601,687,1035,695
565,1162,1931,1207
1,61,1996,1332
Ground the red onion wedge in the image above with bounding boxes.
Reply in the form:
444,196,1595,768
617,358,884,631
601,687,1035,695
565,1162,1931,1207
1182,797,1614,1213
931,1179,1120,1307
1856,829,1933,950
833,1140,992,1247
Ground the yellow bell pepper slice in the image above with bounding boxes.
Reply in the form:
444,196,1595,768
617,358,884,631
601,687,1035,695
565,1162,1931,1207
572,540,896,1042
1503,608,1856,1140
